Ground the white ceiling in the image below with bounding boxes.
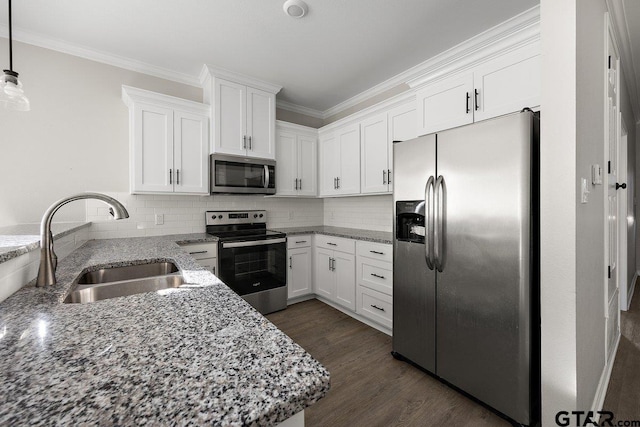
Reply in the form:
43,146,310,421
0,0,539,113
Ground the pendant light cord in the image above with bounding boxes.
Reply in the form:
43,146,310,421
7,0,12,71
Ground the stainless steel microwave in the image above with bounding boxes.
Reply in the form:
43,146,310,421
210,154,276,194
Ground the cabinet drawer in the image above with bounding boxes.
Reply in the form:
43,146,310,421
287,235,312,249
356,241,392,263
357,286,392,329
358,259,392,296
315,235,355,254
179,242,218,260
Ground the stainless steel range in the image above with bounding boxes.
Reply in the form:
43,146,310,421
206,210,287,314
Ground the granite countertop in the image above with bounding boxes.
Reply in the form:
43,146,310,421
0,222,91,264
0,236,330,425
272,226,392,245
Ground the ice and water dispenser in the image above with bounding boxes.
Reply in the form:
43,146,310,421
395,200,426,244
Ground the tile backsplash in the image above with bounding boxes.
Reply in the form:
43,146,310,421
86,192,393,239
323,195,392,232
86,193,324,239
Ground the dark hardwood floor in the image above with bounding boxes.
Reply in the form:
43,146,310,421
267,299,510,427
603,288,640,419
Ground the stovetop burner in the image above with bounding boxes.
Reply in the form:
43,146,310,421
205,210,285,242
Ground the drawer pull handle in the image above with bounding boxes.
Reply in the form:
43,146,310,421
370,273,385,279
327,242,337,246
371,304,385,312
189,250,208,255
295,240,308,244
370,250,384,255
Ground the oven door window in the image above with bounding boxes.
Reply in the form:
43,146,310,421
215,160,274,189
219,242,286,295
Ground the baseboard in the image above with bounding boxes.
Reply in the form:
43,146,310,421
287,294,316,305
591,331,621,414
314,296,392,336
627,271,638,310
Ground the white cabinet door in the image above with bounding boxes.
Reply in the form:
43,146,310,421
215,78,247,156
197,258,217,275
336,124,361,195
173,110,209,194
246,87,276,159
360,113,389,194
319,133,339,196
288,247,312,299
132,102,174,193
298,134,317,196
473,41,540,122
388,102,417,192
334,251,356,310
416,73,473,136
314,248,335,299
276,130,298,196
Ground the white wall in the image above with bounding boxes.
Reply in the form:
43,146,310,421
0,39,202,227
540,0,579,422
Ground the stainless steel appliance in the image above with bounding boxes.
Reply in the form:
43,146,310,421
392,111,539,426
206,210,287,314
210,154,276,195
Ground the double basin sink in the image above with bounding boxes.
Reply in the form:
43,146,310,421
64,261,184,304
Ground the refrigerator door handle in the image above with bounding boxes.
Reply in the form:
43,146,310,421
425,176,435,270
434,175,446,272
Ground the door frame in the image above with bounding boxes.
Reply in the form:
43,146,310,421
619,116,630,310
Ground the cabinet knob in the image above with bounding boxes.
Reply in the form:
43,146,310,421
616,182,627,190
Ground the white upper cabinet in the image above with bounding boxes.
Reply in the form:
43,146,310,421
123,86,210,195
276,122,317,197
201,67,282,160
360,113,389,194
414,40,540,136
416,73,474,136
320,124,361,197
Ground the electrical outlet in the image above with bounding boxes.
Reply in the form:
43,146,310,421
155,214,164,225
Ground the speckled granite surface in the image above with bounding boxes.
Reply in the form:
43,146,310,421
0,236,330,425
271,226,392,245
0,222,91,264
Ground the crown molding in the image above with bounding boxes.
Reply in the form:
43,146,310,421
276,119,319,134
606,0,640,123
0,25,201,88
275,99,324,119
200,64,282,94
122,85,210,114
319,90,416,134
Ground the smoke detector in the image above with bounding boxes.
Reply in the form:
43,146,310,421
283,0,308,18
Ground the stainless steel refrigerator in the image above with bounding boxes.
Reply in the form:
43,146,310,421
392,110,539,426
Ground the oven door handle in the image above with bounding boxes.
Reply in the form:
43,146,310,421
222,238,286,249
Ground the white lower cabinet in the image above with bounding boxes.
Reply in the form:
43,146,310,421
287,236,313,299
179,242,218,275
314,235,356,311
355,241,393,330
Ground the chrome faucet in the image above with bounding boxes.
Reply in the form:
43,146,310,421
36,192,129,287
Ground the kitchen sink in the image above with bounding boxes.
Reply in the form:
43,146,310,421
77,262,179,284
64,261,184,304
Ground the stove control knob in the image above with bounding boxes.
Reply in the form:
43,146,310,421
211,215,216,220
259,214,264,218
218,215,223,219
254,214,258,218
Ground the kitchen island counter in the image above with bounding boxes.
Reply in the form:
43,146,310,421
0,236,330,425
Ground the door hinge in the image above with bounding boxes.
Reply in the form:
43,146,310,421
608,265,611,279
608,161,611,174
608,55,612,69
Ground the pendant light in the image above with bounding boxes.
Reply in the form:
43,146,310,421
0,0,29,111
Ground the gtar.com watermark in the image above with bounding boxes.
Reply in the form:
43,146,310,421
556,411,640,427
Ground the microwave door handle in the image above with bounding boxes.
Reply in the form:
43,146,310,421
263,165,270,188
